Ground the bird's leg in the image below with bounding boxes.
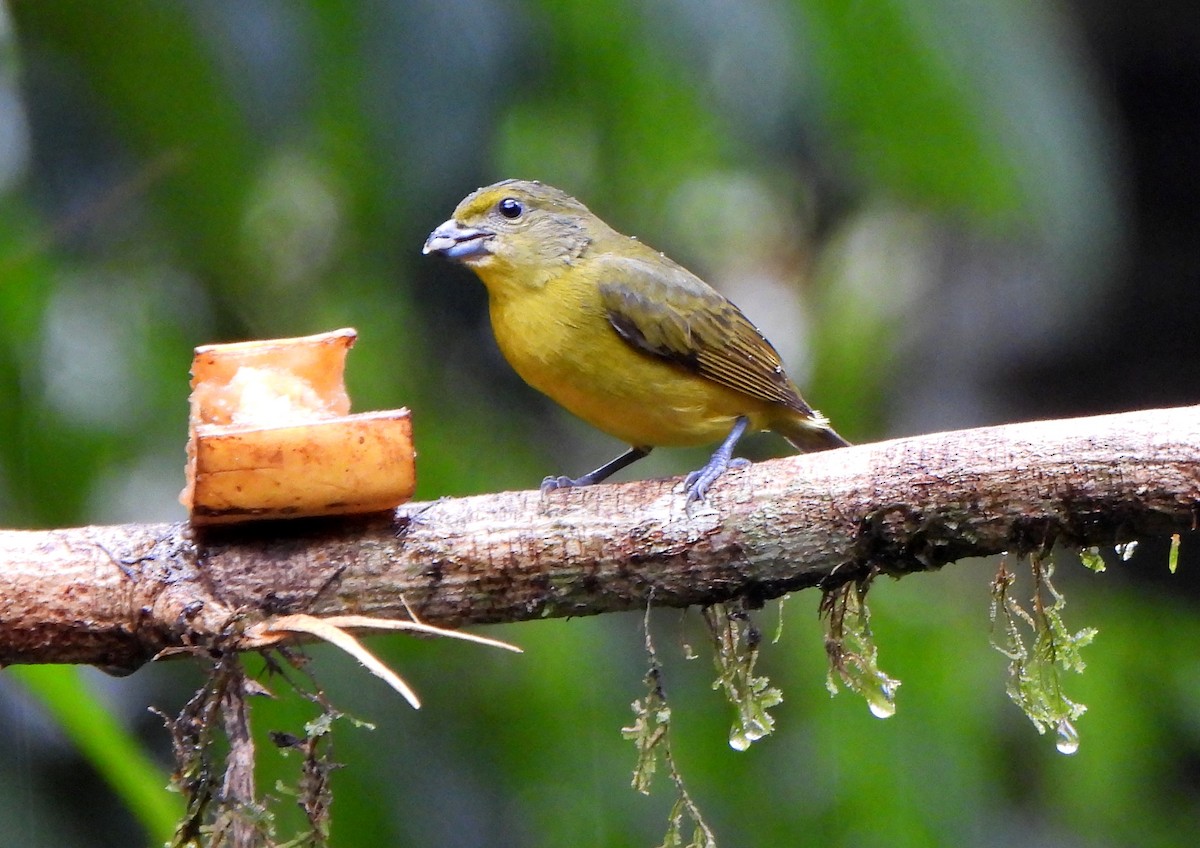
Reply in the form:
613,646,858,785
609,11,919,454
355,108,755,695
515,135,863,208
541,446,652,493
683,416,751,503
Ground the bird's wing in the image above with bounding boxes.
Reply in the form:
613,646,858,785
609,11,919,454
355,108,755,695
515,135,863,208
597,256,812,413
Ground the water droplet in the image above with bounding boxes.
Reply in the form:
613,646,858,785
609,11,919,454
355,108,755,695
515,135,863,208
1116,541,1139,561
1055,719,1080,755
729,718,768,750
868,698,896,719
867,680,898,719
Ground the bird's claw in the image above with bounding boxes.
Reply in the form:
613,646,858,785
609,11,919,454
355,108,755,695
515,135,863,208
540,474,581,494
683,456,749,503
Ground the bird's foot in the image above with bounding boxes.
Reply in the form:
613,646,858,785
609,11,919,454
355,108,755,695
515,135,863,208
540,446,652,495
540,474,593,494
683,456,750,503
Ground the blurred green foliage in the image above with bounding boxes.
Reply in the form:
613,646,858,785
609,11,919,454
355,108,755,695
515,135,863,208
0,1,1196,847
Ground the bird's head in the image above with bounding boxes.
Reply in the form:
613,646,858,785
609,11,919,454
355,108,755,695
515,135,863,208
423,180,604,291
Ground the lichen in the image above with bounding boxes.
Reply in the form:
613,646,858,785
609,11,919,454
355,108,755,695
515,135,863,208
623,606,717,848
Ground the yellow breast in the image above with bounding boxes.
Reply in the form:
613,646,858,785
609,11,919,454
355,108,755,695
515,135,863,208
484,271,774,448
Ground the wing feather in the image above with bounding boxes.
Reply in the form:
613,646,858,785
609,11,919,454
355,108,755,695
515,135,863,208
598,256,812,415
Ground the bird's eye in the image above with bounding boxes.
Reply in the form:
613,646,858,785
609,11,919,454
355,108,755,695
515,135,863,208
498,197,524,219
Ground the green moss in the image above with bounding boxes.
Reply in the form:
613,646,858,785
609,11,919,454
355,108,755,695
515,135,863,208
703,603,784,750
821,577,902,719
989,555,1096,754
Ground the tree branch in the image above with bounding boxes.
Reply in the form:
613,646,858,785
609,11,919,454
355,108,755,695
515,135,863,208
2,405,1197,670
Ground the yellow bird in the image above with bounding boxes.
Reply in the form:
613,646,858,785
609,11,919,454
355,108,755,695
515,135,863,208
423,179,848,501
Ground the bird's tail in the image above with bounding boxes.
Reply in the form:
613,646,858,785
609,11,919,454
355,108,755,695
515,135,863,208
773,411,852,453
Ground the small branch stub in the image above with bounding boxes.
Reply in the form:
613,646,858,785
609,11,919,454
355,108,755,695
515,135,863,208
246,613,522,709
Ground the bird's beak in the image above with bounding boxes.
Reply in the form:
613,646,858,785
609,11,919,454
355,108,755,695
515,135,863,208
422,219,494,261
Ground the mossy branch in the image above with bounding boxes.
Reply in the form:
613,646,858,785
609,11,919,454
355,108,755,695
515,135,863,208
2,404,1198,670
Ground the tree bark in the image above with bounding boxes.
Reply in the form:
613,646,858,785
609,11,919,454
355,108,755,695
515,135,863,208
2,405,1197,670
